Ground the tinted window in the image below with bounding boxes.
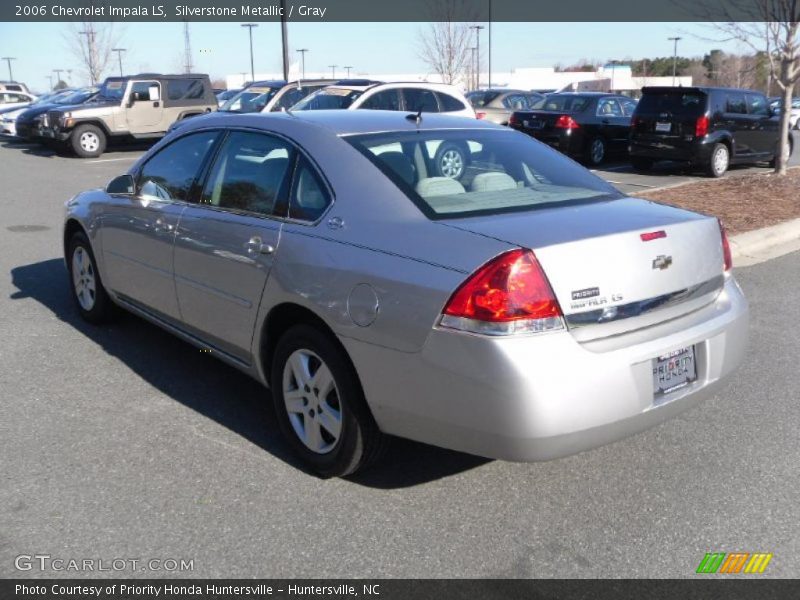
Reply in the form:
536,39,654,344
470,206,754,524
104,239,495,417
437,92,466,112
346,129,621,219
273,84,322,111
289,158,331,221
531,95,592,113
361,89,401,110
466,90,501,107
403,88,439,112
503,94,528,110
292,88,363,110
220,88,278,113
167,78,206,101
201,131,293,215
746,93,769,116
725,93,747,114
138,131,219,202
636,91,705,115
597,98,623,117
620,98,638,116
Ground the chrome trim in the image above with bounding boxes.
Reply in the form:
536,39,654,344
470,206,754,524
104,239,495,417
565,275,725,329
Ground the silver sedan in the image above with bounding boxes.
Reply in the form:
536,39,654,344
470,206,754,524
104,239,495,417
63,110,748,477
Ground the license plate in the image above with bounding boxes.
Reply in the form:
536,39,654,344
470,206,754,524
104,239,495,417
652,346,697,399
523,119,543,129
655,122,672,133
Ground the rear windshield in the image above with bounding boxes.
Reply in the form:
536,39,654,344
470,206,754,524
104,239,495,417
530,95,592,112
220,87,279,113
637,91,706,115
292,88,363,110
466,90,502,107
344,129,621,219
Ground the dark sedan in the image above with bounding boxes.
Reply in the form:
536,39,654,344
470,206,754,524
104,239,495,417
508,93,638,166
15,88,98,141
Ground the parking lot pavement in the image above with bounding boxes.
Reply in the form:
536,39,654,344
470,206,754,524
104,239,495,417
593,150,800,195
1,141,799,579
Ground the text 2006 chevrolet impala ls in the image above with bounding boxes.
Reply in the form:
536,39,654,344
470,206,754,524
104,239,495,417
63,110,748,477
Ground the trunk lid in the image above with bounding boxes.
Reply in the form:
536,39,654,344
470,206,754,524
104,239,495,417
440,197,726,341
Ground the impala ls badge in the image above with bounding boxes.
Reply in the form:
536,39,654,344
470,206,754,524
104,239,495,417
652,255,673,270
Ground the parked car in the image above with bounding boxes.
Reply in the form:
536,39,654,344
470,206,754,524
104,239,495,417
63,110,747,477
291,81,475,119
768,96,800,129
215,88,241,106
630,87,793,177
0,91,36,110
508,92,638,165
466,89,544,124
15,88,97,141
0,81,31,94
43,73,218,157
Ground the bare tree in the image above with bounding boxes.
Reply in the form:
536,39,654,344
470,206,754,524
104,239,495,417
417,0,476,87
710,2,800,175
64,21,120,86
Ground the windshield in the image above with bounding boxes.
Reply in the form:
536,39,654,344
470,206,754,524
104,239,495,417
466,90,502,107
345,129,621,219
636,91,706,115
56,89,97,105
530,95,592,112
220,87,278,113
96,79,128,102
291,87,364,110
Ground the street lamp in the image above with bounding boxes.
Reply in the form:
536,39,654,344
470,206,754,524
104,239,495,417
79,29,97,84
53,69,64,88
470,46,477,90
1,57,16,81
241,23,258,82
296,48,308,79
470,25,485,89
112,48,126,77
668,36,682,87
344,66,353,78
329,64,337,79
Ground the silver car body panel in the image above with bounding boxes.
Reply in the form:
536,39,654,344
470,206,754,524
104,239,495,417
64,110,749,461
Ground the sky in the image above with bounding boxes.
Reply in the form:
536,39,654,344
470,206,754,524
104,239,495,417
0,21,749,91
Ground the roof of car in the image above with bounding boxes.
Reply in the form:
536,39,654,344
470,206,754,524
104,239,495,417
246,80,287,88
178,109,503,137
641,86,762,94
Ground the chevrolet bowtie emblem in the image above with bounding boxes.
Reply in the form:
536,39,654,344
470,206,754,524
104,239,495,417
652,255,673,270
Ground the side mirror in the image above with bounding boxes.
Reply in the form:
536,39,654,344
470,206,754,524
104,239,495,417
106,174,135,195
149,85,160,102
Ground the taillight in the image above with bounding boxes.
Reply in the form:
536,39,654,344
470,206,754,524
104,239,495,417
476,111,486,120
508,113,519,126
554,115,580,130
631,116,641,128
695,115,709,137
440,249,564,336
719,219,732,271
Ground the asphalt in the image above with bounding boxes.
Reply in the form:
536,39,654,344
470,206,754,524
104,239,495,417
0,138,798,579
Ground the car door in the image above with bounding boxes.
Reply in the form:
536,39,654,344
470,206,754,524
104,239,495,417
721,92,753,155
359,89,402,111
745,92,777,156
125,80,164,133
100,130,221,320
171,130,294,363
595,97,629,151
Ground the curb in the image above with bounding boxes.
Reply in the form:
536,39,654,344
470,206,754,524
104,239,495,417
730,217,800,267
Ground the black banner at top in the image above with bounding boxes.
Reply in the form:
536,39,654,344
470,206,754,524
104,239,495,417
0,0,788,22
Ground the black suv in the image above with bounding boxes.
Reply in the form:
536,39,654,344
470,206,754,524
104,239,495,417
630,86,793,177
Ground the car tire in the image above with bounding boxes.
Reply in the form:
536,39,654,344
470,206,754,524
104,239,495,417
706,143,729,178
67,231,118,324
585,137,607,166
434,142,466,179
270,324,387,478
70,124,106,158
630,157,654,172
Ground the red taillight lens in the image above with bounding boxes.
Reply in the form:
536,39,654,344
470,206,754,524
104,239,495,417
476,111,486,120
695,115,709,137
719,220,732,271
441,249,564,335
508,113,519,126
640,230,667,242
554,115,580,130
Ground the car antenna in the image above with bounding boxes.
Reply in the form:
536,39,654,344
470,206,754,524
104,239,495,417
405,108,422,125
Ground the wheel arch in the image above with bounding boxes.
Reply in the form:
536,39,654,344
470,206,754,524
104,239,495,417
63,218,88,259
69,119,113,139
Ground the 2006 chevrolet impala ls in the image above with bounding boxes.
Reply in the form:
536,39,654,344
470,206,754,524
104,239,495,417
63,110,748,476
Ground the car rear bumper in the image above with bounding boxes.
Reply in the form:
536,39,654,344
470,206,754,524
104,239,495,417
630,136,714,164
344,276,748,461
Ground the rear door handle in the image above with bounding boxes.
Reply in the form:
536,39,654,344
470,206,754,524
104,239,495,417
246,236,275,255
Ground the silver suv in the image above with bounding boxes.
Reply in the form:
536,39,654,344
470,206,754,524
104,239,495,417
43,74,217,157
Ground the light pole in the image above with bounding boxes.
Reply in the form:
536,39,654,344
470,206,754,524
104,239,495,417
280,0,289,80
296,48,308,79
668,36,682,87
240,72,248,86
241,23,258,82
53,69,64,88
1,57,15,81
112,48,126,77
329,64,337,79
344,66,353,78
470,25,485,89
470,46,477,90
488,0,492,89
79,28,96,84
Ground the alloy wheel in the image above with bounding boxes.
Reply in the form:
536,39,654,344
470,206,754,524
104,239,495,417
79,132,100,153
71,246,96,311
440,149,464,179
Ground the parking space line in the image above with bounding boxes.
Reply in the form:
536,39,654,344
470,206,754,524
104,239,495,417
603,180,658,188
86,157,141,164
